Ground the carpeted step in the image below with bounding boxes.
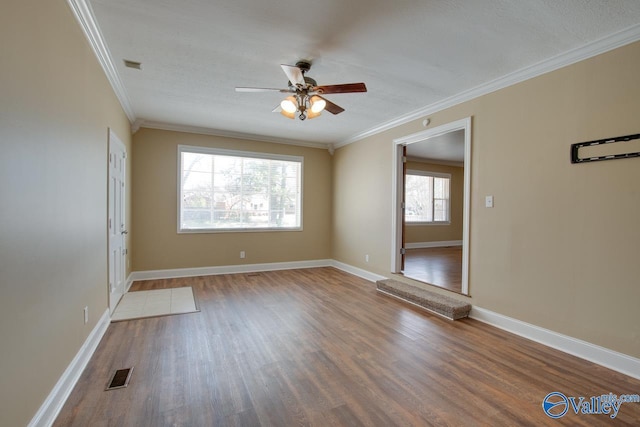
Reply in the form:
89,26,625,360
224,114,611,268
376,279,471,320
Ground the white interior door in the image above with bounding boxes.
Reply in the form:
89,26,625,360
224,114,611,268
108,129,127,314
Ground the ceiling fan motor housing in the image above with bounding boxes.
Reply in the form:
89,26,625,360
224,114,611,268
295,60,312,74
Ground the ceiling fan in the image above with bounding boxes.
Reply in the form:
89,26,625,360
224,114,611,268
235,60,367,120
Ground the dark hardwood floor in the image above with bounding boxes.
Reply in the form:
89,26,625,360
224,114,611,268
404,247,462,293
54,268,640,426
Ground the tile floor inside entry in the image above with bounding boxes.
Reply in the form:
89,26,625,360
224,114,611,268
111,287,198,321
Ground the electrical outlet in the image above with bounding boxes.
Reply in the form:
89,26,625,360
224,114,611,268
365,254,369,263
83,306,89,324
240,250,246,259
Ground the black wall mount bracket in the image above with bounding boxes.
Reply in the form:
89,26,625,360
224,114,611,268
571,133,640,164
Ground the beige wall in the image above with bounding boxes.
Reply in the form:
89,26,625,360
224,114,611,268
405,161,464,243
0,1,132,425
132,128,332,271
332,134,393,272
333,41,640,358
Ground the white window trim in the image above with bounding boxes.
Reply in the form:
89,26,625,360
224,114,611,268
405,169,451,225
177,145,304,233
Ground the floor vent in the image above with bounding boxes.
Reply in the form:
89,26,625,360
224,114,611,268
246,273,262,277
106,367,133,390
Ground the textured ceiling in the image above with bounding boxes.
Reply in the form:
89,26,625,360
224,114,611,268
88,0,640,146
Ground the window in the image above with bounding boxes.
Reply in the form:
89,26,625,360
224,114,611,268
178,146,302,232
405,170,450,224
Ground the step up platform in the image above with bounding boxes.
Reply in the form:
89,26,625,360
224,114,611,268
376,279,471,320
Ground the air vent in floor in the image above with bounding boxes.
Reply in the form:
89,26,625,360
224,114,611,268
106,367,133,390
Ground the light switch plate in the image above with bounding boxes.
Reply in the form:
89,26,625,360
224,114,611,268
485,195,494,208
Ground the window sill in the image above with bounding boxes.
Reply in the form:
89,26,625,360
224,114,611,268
178,227,303,234
405,221,451,226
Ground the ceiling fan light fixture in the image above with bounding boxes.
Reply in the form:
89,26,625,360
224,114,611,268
310,96,326,113
281,96,297,113
280,109,296,119
306,109,321,119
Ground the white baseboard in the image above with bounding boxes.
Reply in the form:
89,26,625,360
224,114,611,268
470,306,640,380
129,259,333,282
130,259,386,285
406,240,463,249
29,308,111,427
330,260,387,283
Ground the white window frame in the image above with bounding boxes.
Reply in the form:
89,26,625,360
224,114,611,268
405,169,451,225
177,145,303,233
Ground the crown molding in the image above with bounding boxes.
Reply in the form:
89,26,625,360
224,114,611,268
337,23,640,149
66,0,136,123
138,120,331,150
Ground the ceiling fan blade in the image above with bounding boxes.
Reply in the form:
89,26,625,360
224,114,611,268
319,96,345,115
315,82,367,94
235,87,291,93
281,64,305,87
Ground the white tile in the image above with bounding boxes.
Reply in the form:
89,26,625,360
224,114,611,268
116,300,140,311
125,291,149,301
146,293,170,301
112,309,142,320
172,295,195,305
114,306,141,315
172,287,193,297
111,313,128,321
144,305,170,317
171,300,196,313
144,301,171,313
112,287,197,320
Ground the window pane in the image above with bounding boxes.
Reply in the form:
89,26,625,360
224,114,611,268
182,190,211,209
180,148,302,231
183,153,211,173
405,174,433,222
214,155,241,174
405,172,450,223
434,177,444,198
434,199,447,221
182,209,212,229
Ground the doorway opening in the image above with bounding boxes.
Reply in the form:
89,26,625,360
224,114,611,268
392,117,471,295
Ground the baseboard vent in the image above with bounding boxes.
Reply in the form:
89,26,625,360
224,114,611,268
376,279,471,320
106,367,133,390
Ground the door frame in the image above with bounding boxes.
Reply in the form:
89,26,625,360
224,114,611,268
391,117,472,294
